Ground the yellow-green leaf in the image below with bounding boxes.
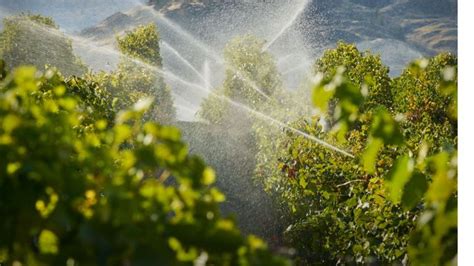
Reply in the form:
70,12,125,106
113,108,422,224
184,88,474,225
386,155,414,204
362,138,383,174
202,167,216,185
38,230,59,254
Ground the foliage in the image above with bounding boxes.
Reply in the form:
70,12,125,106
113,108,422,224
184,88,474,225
391,53,457,154
196,36,293,212
221,35,282,103
116,23,174,123
92,23,175,124
256,43,457,265
0,63,288,265
117,23,163,67
0,14,87,76
195,35,303,250
193,35,290,247
392,55,458,265
314,42,392,110
198,35,283,124
270,81,411,265
256,43,394,193
63,74,117,125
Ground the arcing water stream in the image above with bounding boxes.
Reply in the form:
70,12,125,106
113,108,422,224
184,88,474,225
262,0,310,52
23,18,354,158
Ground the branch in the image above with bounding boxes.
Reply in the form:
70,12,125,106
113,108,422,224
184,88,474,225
336,179,366,187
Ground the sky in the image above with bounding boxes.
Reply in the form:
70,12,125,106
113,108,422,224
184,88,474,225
0,0,147,32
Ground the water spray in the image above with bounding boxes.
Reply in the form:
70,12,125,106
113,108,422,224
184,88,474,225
162,41,208,84
262,0,310,52
22,18,354,158
139,5,272,100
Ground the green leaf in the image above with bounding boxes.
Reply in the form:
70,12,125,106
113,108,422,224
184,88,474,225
13,66,37,90
210,188,225,202
38,230,59,254
426,152,457,203
386,155,414,204
361,137,383,174
313,82,335,112
371,107,404,145
6,162,21,174
401,172,428,210
334,82,364,114
247,235,266,250
2,114,21,133
159,126,181,141
114,124,132,144
202,167,216,185
168,237,182,251
299,177,308,189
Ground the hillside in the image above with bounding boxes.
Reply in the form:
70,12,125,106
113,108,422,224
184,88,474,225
78,0,456,78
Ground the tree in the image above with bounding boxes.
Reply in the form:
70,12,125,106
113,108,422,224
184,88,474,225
314,42,392,110
0,62,287,265
255,43,457,264
391,53,457,154
198,34,283,125
0,14,87,76
117,23,163,67
391,54,457,265
87,24,175,124
112,23,175,124
196,34,284,204
277,75,409,263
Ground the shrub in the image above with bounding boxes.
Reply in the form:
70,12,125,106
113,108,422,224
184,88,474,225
256,43,457,264
198,35,282,125
0,62,287,265
91,23,176,124
314,42,392,110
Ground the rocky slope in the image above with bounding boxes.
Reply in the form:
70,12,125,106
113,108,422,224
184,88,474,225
301,0,457,55
144,0,457,54
71,0,458,121
79,0,456,72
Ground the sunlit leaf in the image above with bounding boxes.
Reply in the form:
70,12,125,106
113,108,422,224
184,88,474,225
371,106,404,145
361,137,383,174
6,162,21,174
3,114,21,133
386,155,414,204
313,82,335,112
202,167,216,185
247,235,266,250
38,230,59,254
401,172,428,210
426,152,457,203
